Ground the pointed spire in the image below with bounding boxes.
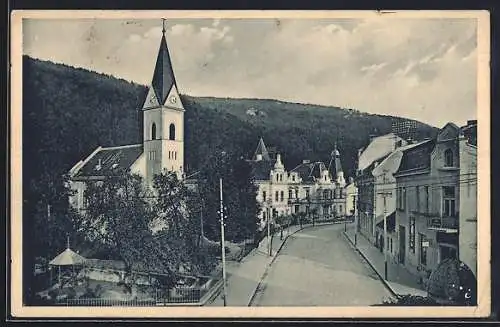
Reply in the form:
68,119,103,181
253,137,271,161
66,234,70,249
151,19,177,105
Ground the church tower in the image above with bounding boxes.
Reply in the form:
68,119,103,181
142,20,185,184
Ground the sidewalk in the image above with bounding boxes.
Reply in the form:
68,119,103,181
343,226,427,297
207,222,332,306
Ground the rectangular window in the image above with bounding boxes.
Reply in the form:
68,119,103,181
416,186,420,212
295,189,299,199
263,191,267,201
397,187,403,210
409,216,416,253
424,186,429,214
443,186,456,217
289,189,293,199
292,175,296,182
419,233,427,265
275,191,279,202
305,189,310,199
280,191,284,202
402,187,406,210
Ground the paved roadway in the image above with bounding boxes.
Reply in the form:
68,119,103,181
250,224,393,306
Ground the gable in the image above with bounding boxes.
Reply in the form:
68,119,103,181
143,86,160,109
437,123,460,142
163,84,184,110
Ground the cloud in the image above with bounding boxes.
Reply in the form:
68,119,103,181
22,18,477,127
128,34,141,42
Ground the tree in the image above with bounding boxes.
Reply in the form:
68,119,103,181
83,173,174,286
152,171,218,276
374,294,438,306
197,151,260,244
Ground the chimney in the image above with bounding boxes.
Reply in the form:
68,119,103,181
467,119,477,126
349,176,354,184
303,159,310,164
256,154,263,161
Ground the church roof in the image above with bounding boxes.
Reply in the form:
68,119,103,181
72,144,143,179
151,29,177,105
252,137,271,161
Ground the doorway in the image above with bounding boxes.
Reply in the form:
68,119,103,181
399,225,406,264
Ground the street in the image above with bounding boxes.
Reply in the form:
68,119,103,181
250,224,393,306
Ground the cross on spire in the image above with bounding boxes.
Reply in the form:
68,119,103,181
162,18,166,35
66,234,70,249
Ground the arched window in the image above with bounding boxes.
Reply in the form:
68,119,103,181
151,123,157,140
169,123,176,140
444,149,454,167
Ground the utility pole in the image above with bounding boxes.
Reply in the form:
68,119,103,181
378,191,392,280
219,178,227,306
267,200,272,257
267,179,273,257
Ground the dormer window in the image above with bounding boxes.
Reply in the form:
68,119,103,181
444,149,454,167
95,159,102,171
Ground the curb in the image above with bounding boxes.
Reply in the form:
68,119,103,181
247,222,341,306
342,231,397,298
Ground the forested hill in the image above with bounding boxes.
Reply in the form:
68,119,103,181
22,55,438,192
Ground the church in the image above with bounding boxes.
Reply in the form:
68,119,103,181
67,21,354,229
68,22,185,211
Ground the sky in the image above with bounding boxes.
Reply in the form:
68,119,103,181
22,17,478,128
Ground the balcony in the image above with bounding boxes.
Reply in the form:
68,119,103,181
427,216,458,232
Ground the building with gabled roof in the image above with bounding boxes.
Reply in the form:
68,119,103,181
355,131,408,243
394,121,478,281
248,138,351,229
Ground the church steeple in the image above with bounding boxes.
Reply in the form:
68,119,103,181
151,18,178,106
142,19,185,183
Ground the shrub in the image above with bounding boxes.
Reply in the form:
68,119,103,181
374,294,438,306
